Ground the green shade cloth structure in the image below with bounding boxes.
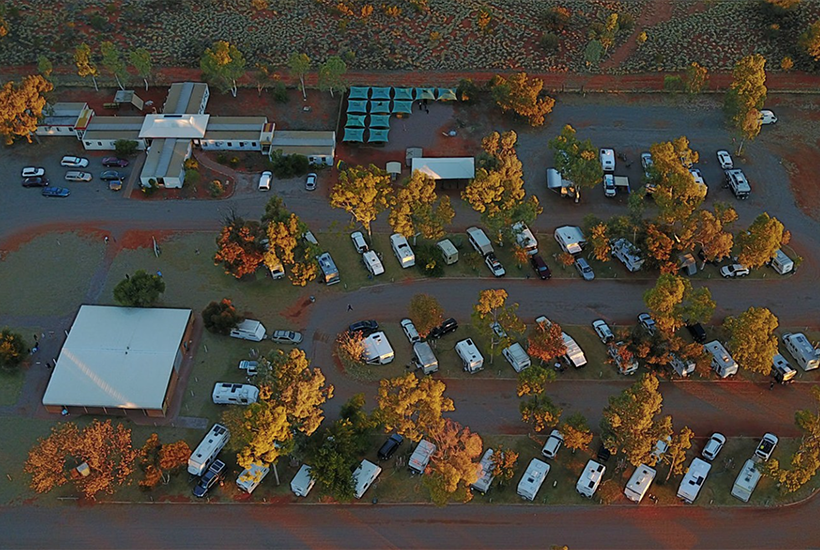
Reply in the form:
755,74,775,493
343,127,365,142
370,100,391,113
415,88,436,101
393,88,414,101
392,100,413,114
348,86,370,100
369,114,391,128
437,88,457,101
346,114,366,128
368,128,389,143
347,100,368,113
370,87,392,100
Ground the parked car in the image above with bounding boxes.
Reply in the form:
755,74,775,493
686,322,707,344
193,459,226,498
400,318,420,344
60,155,89,168
485,253,506,277
350,231,368,253
640,152,654,179
42,187,70,197
530,254,551,280
378,434,404,461
574,258,594,281
238,360,259,376
258,170,272,191
702,433,726,462
603,174,616,198
348,320,379,336
22,176,49,188
102,157,129,167
720,264,750,278
108,179,124,191
21,166,45,178
759,110,777,125
541,430,564,459
429,318,458,340
65,171,93,182
754,433,778,461
101,170,125,181
716,150,734,170
305,172,317,191
638,313,656,335
592,320,614,344
490,322,508,340
270,330,303,345
597,444,612,463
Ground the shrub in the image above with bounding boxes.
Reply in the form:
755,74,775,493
89,14,109,32
142,178,159,196
267,151,309,178
456,78,479,103
272,81,288,103
780,56,794,71
0,328,28,370
184,157,199,170
618,12,635,33
184,168,201,186
229,157,240,168
663,75,684,92
216,152,228,165
540,32,560,53
114,139,139,157
541,6,571,32
636,31,648,45
209,179,225,197
415,244,445,277
201,299,242,335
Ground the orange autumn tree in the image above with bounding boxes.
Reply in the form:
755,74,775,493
0,74,53,145
214,213,265,278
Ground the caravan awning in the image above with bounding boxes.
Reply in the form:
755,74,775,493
343,128,365,142
345,114,366,128
348,86,370,100
347,100,368,113
370,87,392,100
393,88,414,101
369,114,391,128
411,157,475,180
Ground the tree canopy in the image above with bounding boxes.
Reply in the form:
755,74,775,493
643,273,715,334
424,419,483,506
764,386,820,493
129,48,152,91
390,170,455,240
0,328,27,370
376,373,454,442
800,20,820,60
318,55,348,97
330,164,392,237
288,53,311,100
100,41,127,90
408,294,444,338
113,270,166,307
0,74,53,145
213,214,265,279
200,41,246,97
74,43,98,90
471,289,526,362
489,72,555,126
201,298,242,335
735,212,786,268
648,137,705,224
724,54,767,153
548,125,603,202
724,307,779,375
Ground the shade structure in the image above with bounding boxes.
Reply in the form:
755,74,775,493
370,100,391,113
343,127,365,142
393,88,414,101
368,128,389,143
347,100,368,113
392,100,413,114
348,86,370,100
415,88,436,101
370,87,392,100
369,114,391,128
437,88,457,101
346,114,366,128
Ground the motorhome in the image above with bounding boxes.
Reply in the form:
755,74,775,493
472,449,496,494
466,226,494,257
677,457,711,504
230,319,267,342
317,252,341,285
782,333,820,371
390,233,415,268
554,226,586,255
611,238,645,272
436,239,459,265
455,338,484,373
512,222,538,255
236,462,270,494
562,332,588,368
724,168,751,200
669,354,696,377
408,439,436,475
212,383,259,405
704,341,739,378
769,249,794,275
624,464,656,503
353,459,382,499
576,460,605,498
413,341,439,374
502,343,531,372
363,332,395,365
517,459,550,501
362,250,385,276
731,459,761,503
188,424,230,476
290,464,315,497
546,167,576,198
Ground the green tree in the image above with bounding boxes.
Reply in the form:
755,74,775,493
471,289,526,364
100,41,127,90
648,137,705,225
200,41,246,97
424,419,483,506
37,55,53,80
318,55,348,98
663,426,694,480
390,170,455,240
683,62,709,94
0,328,27,370
517,364,556,397
735,212,786,268
643,273,715,334
559,413,594,452
489,72,555,126
724,307,779,375
584,39,604,67
765,386,820,493
252,63,273,97
201,298,242,335
376,374,454,442
129,48,152,91
686,205,737,265
491,446,519,487
113,270,165,307
520,394,562,433
724,54,767,154
800,20,820,60
114,139,139,157
408,294,444,338
549,125,604,203
74,43,98,91
330,165,392,237
288,53,310,101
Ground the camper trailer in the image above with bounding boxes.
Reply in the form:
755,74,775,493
436,239,459,265
624,464,656,503
546,167,576,198
413,341,439,374
408,439,436,475
576,460,606,498
769,249,794,275
502,343,532,372
772,354,796,384
212,383,259,405
782,333,820,371
669,354,696,377
704,341,739,378
512,222,538,255
390,233,416,268
517,459,550,501
188,424,230,476
362,250,385,276
472,449,496,494
611,238,645,272
230,319,267,342
353,459,382,499
317,252,341,285
236,462,270,494
731,459,761,503
290,464,315,497
677,458,711,504
466,227,494,257
455,338,484,373
562,332,588,368
554,226,586,255
363,332,395,365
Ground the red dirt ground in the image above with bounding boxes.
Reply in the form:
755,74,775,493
117,229,177,250
0,222,106,254
778,139,820,222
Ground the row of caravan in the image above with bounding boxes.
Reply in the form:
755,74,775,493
704,332,819,380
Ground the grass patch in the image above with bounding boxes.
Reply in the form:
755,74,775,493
0,369,25,407
0,417,59,505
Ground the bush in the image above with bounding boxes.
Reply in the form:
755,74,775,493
142,178,159,196
201,299,242,335
184,168,201,186
618,12,635,33
540,33,560,53
272,81,289,103
113,270,165,307
415,243,445,277
456,78,479,103
216,152,228,165
89,14,109,32
229,157,240,168
114,139,139,157
663,75,684,92
209,179,225,197
184,157,199,170
267,151,309,179
541,6,571,31
0,328,28,370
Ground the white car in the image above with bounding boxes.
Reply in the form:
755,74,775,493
716,150,733,170
754,433,778,461
65,171,93,182
599,148,615,172
22,167,45,178
60,156,89,168
640,152,653,179
305,172,317,191
702,433,726,461
574,258,594,281
270,330,303,345
350,231,368,253
485,253,506,277
603,174,616,198
592,320,614,344
400,318,420,344
541,430,564,459
258,170,272,191
720,264,750,278
759,110,777,125
638,313,656,335
490,322,508,340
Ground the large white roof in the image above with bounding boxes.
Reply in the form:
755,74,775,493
411,157,475,180
43,306,191,410
139,114,209,139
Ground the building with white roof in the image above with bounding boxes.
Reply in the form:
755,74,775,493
411,157,475,181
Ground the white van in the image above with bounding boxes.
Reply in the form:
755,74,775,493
317,252,341,285
600,148,615,172
212,383,259,405
512,222,538,255
408,439,436,475
731,459,761,503
502,343,531,372
466,226,494,257
782,333,820,371
363,331,395,365
677,457,711,504
230,319,267,342
290,464,315,497
576,460,605,498
437,239,458,265
362,250,384,276
769,249,793,275
236,462,270,494
704,340,739,378
611,238,645,272
188,424,230,476
455,338,484,373
353,459,382,499
624,464,656,503
517,458,550,501
413,341,439,374
390,233,415,268
554,226,586,255
471,449,495,494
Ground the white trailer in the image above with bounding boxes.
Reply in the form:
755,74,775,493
517,458,550,501
502,343,531,372
731,459,761,503
237,462,270,494
317,252,341,285
353,459,382,499
363,331,395,365
413,341,439,374
512,222,538,255
669,354,696,377
624,464,656,503
562,332,588,368
611,238,645,272
455,338,484,373
677,457,711,504
290,464,315,497
471,449,495,494
437,239,458,265
704,340,739,378
362,250,385,276
212,383,259,405
230,319,267,342
554,226,586,255
770,249,794,275
390,233,415,268
576,460,605,498
408,439,436,475
188,424,230,476
466,226,494,257
782,332,820,371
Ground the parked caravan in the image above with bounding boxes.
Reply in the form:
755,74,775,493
353,459,382,499
268,259,286,280
230,319,267,342
317,252,341,285
362,250,385,276
517,459,550,501
390,233,415,268
782,332,820,371
512,222,538,255
408,439,436,475
576,460,606,498
677,457,711,503
562,332,588,368
290,464,315,497
611,238,645,272
466,226,494,257
437,239,459,265
236,462,270,494
769,249,794,275
188,424,230,476
554,226,586,255
212,383,259,405
502,343,532,372
669,354,696,377
455,338,484,373
363,331,395,365
624,464,656,503
413,341,439,374
772,354,796,384
704,340,739,378
472,449,495,494
731,459,761,503
724,168,751,199
546,167,576,198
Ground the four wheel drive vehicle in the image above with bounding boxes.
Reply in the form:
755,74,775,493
592,320,614,344
429,318,458,340
484,253,506,277
640,152,653,179
574,257,594,281
689,168,707,195
270,330,303,345
716,150,734,170
378,434,404,461
599,148,615,172
101,157,129,167
720,263,750,278
530,254,551,280
305,172,317,191
686,322,707,344
541,430,564,459
238,360,259,376
60,155,89,168
65,171,93,182
21,167,45,178
193,459,226,498
101,170,125,181
759,110,777,125
22,176,49,187
754,433,778,462
772,354,796,384
400,318,420,343
42,186,70,197
603,174,616,197
638,313,656,335
350,231,368,253
108,179,124,191
258,170,272,191
348,320,379,336
702,433,726,462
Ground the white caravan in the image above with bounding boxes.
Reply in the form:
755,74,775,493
731,459,761,503
562,331,588,368
624,464,656,503
212,383,259,405
390,233,416,268
363,331,395,365
236,462,270,494
512,221,538,255
669,354,696,377
471,449,495,494
517,458,550,501
455,338,484,373
188,424,230,476
290,464,315,497
502,343,532,372
436,239,459,265
408,439,437,475
611,238,645,272
704,340,739,378
317,252,341,285
230,319,267,342
677,457,711,504
353,459,382,499
769,249,793,275
362,250,385,276
554,226,586,255
576,460,605,498
466,226,494,257
782,332,820,371
413,341,439,374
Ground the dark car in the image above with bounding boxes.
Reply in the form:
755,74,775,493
100,170,125,181
108,179,124,191
102,157,129,167
378,434,404,461
429,318,458,340
348,319,379,336
686,322,707,344
597,444,612,463
42,187,70,198
22,176,49,188
193,459,226,498
530,254,551,280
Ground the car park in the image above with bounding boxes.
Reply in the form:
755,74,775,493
101,170,125,181
638,313,656,335
258,170,272,191
102,157,129,167
484,253,506,277
592,320,614,344
270,330,303,345
350,231,368,253
21,167,45,178
42,187,70,197
754,433,778,461
193,459,226,498
759,110,777,125
348,320,379,336
378,434,404,461
400,318,420,343
686,322,707,344
305,172,317,191
720,264,750,278
22,176,49,187
530,254,551,280
65,171,93,182
702,433,726,461
716,150,733,170
541,429,564,459
603,174,616,198
60,155,89,168
574,258,594,281
430,318,458,339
